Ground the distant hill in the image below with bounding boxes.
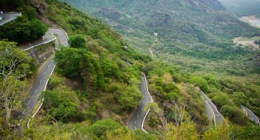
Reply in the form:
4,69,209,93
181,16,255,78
219,0,260,17
61,0,260,58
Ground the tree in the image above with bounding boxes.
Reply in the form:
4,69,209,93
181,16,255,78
68,34,86,48
87,119,124,138
29,19,48,40
106,128,131,140
55,47,104,90
0,40,34,137
101,59,120,79
233,124,260,140
0,17,47,44
164,119,199,140
202,124,231,140
190,76,209,92
212,93,232,108
43,89,80,122
118,84,141,111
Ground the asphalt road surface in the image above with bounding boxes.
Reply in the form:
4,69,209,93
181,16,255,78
20,33,56,51
203,97,214,122
0,12,21,25
22,28,68,117
199,90,225,126
129,74,153,132
241,105,260,124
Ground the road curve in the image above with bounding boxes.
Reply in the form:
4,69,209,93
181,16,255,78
241,105,260,124
129,73,153,132
0,12,21,25
22,28,69,117
199,90,225,126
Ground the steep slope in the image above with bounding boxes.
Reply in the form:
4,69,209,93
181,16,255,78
1,0,260,139
61,0,260,49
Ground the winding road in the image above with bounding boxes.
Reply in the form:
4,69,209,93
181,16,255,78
129,73,153,132
0,12,21,25
241,105,260,124
199,90,225,127
22,28,69,117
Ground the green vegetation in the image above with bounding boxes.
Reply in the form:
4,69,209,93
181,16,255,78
0,1,47,44
0,17,47,44
68,34,86,48
0,40,35,138
59,1,260,127
1,0,260,139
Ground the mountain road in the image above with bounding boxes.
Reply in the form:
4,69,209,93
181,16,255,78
199,90,225,127
241,105,260,124
22,28,69,117
129,73,153,132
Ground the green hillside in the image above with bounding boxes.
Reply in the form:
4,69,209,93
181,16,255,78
61,0,260,47
0,0,260,139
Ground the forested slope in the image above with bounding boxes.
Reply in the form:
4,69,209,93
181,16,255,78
0,0,260,140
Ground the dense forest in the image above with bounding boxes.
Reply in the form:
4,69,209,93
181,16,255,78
0,0,260,139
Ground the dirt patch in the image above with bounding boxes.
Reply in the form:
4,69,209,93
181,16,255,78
233,37,260,50
240,16,260,28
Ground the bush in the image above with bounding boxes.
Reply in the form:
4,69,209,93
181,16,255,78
212,93,232,108
190,76,209,92
68,34,86,48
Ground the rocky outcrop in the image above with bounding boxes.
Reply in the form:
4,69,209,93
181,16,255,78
98,8,121,19
146,12,171,27
198,0,225,10
29,0,48,16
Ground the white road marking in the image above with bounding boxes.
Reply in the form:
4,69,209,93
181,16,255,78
135,121,137,124
48,64,50,68
27,100,31,105
40,80,42,84
34,89,38,94
44,71,46,75
137,115,139,118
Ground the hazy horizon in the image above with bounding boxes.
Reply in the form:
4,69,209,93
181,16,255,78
218,0,260,17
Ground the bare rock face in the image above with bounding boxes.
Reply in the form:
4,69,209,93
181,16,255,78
29,0,56,26
29,0,48,16
146,12,171,27
98,8,121,19
198,0,225,10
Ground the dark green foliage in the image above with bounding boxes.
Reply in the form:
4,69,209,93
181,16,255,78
212,93,232,108
68,34,86,48
18,6,38,20
190,76,209,92
0,0,27,10
43,90,80,122
0,17,47,44
220,105,248,125
131,129,155,140
55,47,104,90
101,59,120,79
234,124,260,140
87,119,124,138
29,19,47,39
